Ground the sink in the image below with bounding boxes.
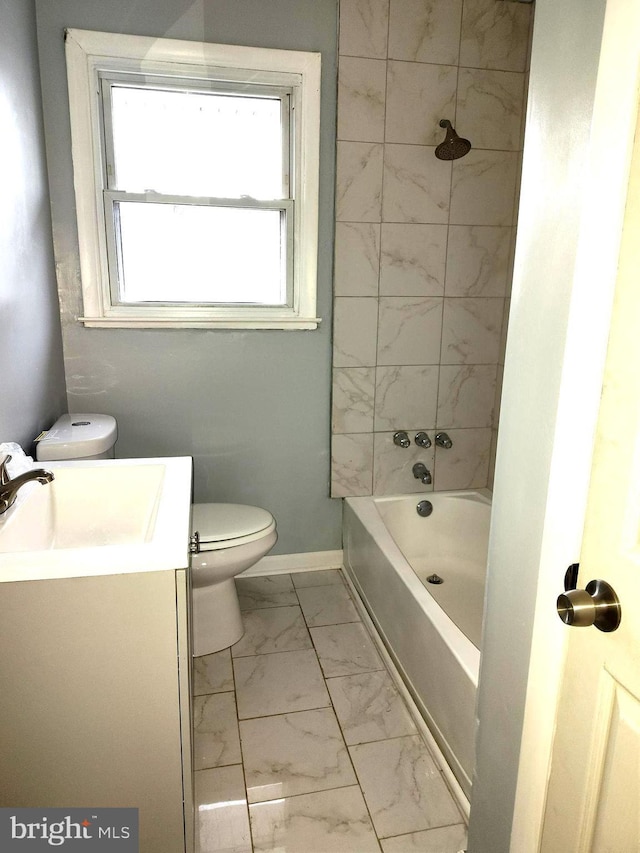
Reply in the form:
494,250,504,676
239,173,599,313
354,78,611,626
0,457,192,582
0,463,165,552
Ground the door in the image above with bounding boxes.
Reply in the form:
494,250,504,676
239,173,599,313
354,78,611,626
539,97,640,852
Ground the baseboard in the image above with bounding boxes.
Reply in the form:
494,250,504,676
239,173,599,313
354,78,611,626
239,549,344,577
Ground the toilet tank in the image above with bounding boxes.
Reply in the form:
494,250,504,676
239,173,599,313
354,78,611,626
35,414,118,462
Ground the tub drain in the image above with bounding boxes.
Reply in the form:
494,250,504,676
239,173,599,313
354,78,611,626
426,574,444,585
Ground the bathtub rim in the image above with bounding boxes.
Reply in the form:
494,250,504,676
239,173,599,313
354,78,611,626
344,489,488,688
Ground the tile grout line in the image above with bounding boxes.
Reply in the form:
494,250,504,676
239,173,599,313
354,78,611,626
302,571,385,849
232,666,256,852
237,574,379,847
237,573,387,845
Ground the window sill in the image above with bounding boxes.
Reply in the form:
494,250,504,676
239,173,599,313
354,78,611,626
79,315,321,330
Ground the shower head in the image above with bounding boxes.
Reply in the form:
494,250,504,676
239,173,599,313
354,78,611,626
435,119,471,161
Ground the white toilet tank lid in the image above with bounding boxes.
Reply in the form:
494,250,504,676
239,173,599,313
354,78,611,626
35,414,117,461
192,503,275,544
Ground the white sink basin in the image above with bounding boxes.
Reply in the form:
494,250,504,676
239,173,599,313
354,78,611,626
0,457,192,582
0,464,165,552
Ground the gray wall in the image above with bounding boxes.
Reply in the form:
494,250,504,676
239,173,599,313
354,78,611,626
35,0,340,555
0,0,67,453
467,0,608,848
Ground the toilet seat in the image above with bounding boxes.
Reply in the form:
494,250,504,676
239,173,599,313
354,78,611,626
191,503,276,552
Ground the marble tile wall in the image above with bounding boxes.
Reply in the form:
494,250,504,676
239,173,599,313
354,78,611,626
331,0,532,497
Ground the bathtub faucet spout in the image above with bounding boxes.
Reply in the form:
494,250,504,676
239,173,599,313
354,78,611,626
412,462,432,485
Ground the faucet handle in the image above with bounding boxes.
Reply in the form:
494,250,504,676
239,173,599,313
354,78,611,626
393,431,411,448
435,432,453,449
415,432,432,449
0,454,12,486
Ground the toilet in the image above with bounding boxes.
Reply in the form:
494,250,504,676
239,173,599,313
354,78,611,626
36,413,118,461
190,503,277,654
36,413,278,656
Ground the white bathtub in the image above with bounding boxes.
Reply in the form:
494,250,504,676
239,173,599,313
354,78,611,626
343,490,490,798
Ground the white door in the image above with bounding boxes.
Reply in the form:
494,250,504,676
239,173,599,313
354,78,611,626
539,95,640,852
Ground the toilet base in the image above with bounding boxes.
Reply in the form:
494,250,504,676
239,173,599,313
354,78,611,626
192,578,244,656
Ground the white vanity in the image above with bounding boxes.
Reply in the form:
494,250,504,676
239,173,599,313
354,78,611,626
0,457,194,853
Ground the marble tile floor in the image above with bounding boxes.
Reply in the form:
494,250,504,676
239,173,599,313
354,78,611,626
193,569,467,853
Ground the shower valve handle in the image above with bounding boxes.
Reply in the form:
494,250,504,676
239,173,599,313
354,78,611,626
415,432,432,448
393,431,411,448
435,432,453,449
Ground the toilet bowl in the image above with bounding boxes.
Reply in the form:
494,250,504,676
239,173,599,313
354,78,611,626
36,413,278,657
190,503,277,655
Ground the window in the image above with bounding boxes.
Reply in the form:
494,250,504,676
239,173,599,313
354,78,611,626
65,29,321,328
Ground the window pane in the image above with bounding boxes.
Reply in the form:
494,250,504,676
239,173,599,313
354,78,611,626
110,85,285,199
114,201,286,305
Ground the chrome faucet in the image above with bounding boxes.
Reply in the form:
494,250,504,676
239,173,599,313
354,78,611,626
414,431,432,448
435,432,453,449
412,462,432,485
393,431,411,448
0,455,54,514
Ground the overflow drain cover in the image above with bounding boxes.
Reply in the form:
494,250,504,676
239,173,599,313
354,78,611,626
416,500,433,517
426,574,444,585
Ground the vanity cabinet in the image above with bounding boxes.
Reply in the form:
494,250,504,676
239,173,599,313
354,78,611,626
0,568,193,853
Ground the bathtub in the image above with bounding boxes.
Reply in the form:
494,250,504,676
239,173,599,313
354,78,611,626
343,490,490,799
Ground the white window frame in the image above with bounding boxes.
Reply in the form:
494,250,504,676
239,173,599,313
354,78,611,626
64,28,321,329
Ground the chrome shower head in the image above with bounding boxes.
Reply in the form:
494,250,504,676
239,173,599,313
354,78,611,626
435,119,471,161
